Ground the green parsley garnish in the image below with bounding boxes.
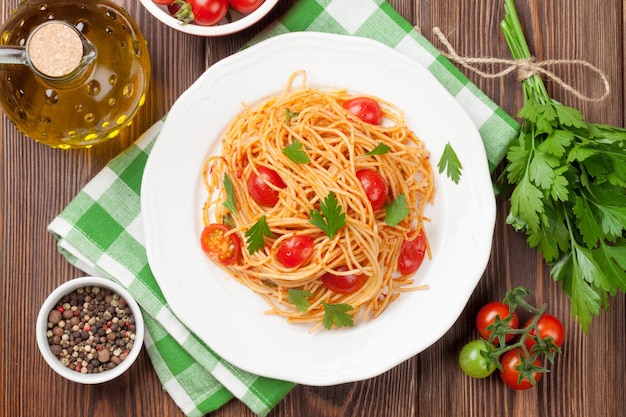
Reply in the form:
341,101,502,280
223,173,237,214
322,303,354,330
283,140,311,163
437,142,463,184
363,142,391,156
284,108,299,124
309,192,346,239
501,0,626,331
244,215,274,254
287,289,313,314
385,193,410,226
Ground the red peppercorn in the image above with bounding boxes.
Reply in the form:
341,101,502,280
83,324,91,332
56,306,64,313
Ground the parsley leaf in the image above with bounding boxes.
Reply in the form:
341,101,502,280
385,193,410,226
363,142,391,156
283,141,311,163
437,142,463,184
284,109,299,124
309,192,346,239
244,216,274,254
507,175,544,232
223,173,237,214
321,303,354,330
287,289,313,314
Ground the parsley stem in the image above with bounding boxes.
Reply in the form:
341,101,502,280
501,0,551,105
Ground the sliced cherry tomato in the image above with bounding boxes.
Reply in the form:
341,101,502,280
459,339,497,378
229,0,264,14
356,169,389,211
247,166,287,207
397,230,426,275
523,313,565,351
200,224,241,265
321,266,366,294
476,301,519,345
174,0,229,26
275,235,314,268
499,348,543,390
343,97,382,125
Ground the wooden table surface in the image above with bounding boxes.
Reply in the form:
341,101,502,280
2,0,625,416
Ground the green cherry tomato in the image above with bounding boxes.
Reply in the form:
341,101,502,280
459,339,497,378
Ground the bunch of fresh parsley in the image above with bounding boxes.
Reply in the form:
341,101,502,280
501,0,626,331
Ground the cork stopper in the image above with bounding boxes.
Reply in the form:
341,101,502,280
27,22,83,78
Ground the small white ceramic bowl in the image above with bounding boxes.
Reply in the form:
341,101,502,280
36,276,144,384
139,0,279,37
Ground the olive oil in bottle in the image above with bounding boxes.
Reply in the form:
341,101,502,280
0,0,151,148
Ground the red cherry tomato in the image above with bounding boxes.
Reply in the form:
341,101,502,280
397,230,427,275
499,348,543,390
321,266,366,294
275,236,314,268
167,1,183,15
200,224,241,265
523,313,565,351
247,166,287,207
343,97,382,125
174,0,228,26
356,169,389,211
476,301,519,345
229,0,265,14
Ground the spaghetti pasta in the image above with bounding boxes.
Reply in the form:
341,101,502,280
201,71,434,331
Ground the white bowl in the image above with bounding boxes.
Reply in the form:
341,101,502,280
36,277,145,384
139,0,279,36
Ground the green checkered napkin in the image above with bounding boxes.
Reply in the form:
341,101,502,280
48,0,519,416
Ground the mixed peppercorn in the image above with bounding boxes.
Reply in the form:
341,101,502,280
45,285,137,374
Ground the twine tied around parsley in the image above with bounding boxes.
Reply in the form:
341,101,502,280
432,27,610,102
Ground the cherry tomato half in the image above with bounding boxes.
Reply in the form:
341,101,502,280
321,266,366,294
523,313,565,351
200,224,241,265
229,0,265,14
356,169,389,211
397,230,426,275
275,235,314,268
343,97,382,125
499,348,543,390
247,166,287,207
476,301,519,345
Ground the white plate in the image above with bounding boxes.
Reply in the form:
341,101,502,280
141,32,495,386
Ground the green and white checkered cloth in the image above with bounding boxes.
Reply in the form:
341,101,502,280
48,0,519,416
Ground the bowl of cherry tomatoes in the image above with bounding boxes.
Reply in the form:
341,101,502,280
140,0,279,36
